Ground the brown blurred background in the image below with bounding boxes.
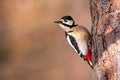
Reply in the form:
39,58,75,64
0,0,93,80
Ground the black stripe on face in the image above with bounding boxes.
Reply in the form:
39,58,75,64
61,22,77,28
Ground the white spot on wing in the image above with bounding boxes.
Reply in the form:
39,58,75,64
66,35,78,53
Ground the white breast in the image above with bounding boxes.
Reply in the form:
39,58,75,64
77,41,87,55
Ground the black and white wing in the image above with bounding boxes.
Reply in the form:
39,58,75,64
65,32,82,56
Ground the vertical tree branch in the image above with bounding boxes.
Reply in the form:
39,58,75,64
89,0,120,80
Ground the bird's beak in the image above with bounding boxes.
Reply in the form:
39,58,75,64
54,21,62,24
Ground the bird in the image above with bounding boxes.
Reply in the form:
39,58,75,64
54,15,92,68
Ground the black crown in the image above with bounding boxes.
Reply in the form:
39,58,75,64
61,15,73,20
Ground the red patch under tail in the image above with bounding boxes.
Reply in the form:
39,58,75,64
85,50,92,62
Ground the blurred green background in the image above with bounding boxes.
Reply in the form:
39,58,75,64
0,0,93,80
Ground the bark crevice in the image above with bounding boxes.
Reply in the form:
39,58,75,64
89,0,120,79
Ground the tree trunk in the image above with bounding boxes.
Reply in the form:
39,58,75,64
89,0,120,80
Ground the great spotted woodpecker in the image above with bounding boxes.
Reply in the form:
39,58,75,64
54,15,92,68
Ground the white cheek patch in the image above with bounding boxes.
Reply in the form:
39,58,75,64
63,20,73,26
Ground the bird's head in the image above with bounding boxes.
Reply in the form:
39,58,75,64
54,15,78,32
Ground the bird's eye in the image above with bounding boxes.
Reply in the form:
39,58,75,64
64,19,68,22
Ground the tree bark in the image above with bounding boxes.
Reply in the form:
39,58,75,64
89,0,120,80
